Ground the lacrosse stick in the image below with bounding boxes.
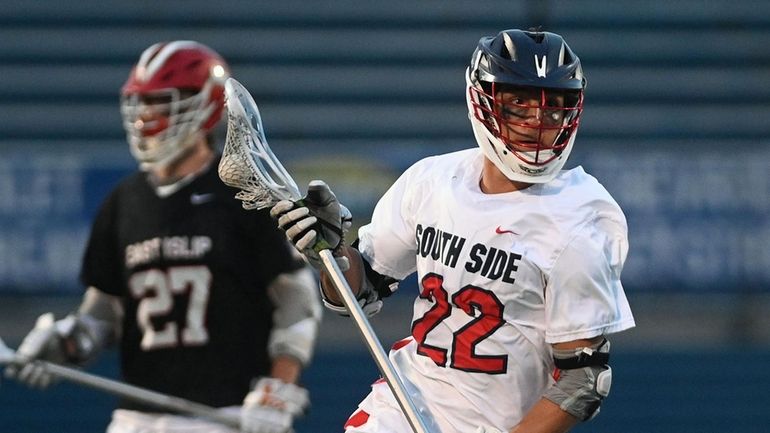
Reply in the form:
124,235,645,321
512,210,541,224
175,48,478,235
0,337,240,429
218,78,434,433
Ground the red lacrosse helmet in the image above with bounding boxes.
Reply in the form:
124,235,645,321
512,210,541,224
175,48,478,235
120,41,230,170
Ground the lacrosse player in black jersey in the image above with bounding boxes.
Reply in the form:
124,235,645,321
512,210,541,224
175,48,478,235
5,41,321,433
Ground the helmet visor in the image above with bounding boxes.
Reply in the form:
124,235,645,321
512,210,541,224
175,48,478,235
120,88,209,165
469,84,582,166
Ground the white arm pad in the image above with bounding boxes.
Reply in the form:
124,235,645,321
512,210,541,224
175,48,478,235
267,268,322,366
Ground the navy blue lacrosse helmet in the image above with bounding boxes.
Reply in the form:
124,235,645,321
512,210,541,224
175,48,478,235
466,29,586,183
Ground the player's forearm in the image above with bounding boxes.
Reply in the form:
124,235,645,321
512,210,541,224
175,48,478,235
512,337,607,433
270,354,303,384
78,287,123,328
509,398,579,433
319,244,364,304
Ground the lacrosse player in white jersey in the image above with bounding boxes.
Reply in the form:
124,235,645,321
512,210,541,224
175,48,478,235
272,28,635,433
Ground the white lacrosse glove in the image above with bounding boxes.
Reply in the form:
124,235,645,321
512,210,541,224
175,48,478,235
241,377,309,433
5,312,107,389
4,313,68,389
270,180,352,271
474,426,506,433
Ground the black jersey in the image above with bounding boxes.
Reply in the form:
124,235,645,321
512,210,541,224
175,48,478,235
80,156,303,410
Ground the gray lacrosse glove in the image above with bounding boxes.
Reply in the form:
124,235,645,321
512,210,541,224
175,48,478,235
270,180,352,271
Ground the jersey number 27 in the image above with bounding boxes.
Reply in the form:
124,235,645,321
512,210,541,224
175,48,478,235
129,266,212,350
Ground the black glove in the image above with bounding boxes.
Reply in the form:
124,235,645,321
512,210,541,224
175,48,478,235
270,180,352,270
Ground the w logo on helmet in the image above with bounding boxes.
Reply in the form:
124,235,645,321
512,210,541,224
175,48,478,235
534,55,547,77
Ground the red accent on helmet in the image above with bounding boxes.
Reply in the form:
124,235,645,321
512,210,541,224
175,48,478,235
121,41,229,132
139,117,170,137
469,83,583,167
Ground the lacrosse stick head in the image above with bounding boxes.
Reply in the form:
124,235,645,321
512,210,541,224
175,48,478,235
218,78,301,210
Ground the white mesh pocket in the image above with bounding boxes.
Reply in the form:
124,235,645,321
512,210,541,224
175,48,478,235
217,78,300,210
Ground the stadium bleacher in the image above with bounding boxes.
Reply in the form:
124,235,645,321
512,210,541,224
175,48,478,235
1,1,769,431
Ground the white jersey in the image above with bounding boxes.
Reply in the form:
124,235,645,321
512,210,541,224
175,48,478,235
356,148,635,433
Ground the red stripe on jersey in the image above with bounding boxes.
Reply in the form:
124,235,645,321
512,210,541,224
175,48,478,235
391,337,413,351
344,409,370,429
552,368,561,381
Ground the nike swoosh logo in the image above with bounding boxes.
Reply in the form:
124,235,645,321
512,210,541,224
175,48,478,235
190,193,215,205
495,226,518,235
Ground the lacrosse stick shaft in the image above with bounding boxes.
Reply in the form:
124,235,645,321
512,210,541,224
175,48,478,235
42,362,241,428
0,338,240,429
320,251,432,433
219,77,431,432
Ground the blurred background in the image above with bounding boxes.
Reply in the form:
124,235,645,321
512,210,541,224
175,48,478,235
1,0,769,431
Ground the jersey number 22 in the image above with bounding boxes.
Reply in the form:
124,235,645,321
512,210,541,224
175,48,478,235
412,273,508,374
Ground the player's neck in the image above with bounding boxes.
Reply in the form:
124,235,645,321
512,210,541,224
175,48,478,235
480,158,532,194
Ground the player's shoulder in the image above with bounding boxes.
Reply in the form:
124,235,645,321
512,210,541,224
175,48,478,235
114,169,148,190
550,167,624,215
404,148,478,182
535,168,629,272
539,166,627,236
411,148,476,169
103,170,152,204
